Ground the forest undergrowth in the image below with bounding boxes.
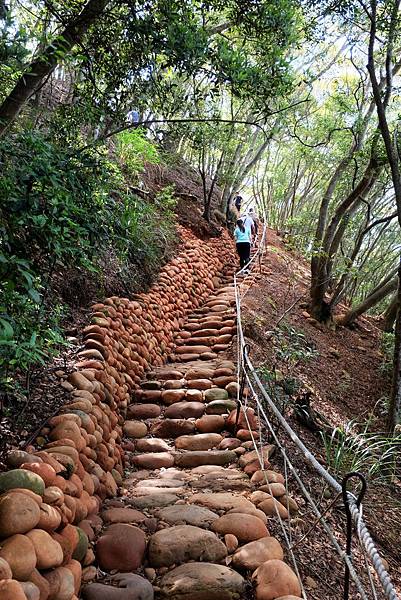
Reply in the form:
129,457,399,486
238,229,401,593
0,145,224,469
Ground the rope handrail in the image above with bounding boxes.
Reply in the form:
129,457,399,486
233,207,400,600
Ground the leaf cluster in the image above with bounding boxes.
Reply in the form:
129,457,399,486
0,128,175,391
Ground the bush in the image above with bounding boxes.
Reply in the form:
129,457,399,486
116,128,160,176
273,323,318,365
380,331,394,375
0,130,175,399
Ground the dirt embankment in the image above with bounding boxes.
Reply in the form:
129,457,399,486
241,229,391,428
239,229,401,594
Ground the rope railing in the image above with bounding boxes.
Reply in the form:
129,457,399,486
233,206,400,600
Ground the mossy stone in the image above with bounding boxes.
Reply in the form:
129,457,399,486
204,389,229,403
72,526,89,562
0,469,45,496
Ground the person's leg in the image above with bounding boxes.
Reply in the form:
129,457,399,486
236,243,243,268
237,243,246,268
244,242,251,266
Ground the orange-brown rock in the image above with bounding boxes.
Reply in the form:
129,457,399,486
28,570,50,600
232,537,283,571
68,372,94,392
226,407,258,432
0,556,12,579
195,415,225,433
253,560,301,600
95,524,146,571
0,534,37,580
44,566,75,600
0,579,29,600
258,497,289,520
188,378,213,390
175,345,210,355
175,433,223,451
20,463,57,487
164,401,205,419
251,470,285,485
0,492,41,537
26,529,63,569
64,559,82,595
123,421,148,439
51,532,74,565
127,404,161,419
212,513,269,543
37,503,62,531
185,367,215,379
59,525,79,555
161,390,186,405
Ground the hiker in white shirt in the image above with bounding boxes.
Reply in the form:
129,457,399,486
241,210,256,241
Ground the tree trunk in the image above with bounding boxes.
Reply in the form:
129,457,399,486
310,154,381,321
366,0,401,431
338,274,398,326
203,149,225,221
383,293,398,332
0,0,110,136
388,260,401,430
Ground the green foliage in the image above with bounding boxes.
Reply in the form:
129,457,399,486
117,128,160,176
0,130,175,394
380,332,395,375
321,420,401,483
154,185,177,211
273,323,319,365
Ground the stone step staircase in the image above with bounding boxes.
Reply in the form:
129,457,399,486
81,281,303,600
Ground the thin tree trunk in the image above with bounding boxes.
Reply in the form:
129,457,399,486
383,293,398,332
0,0,110,136
203,149,225,221
338,274,398,326
310,154,381,321
367,0,401,430
388,260,401,429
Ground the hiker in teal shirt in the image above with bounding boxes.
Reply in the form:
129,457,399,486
234,219,251,269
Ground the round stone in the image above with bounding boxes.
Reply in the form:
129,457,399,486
123,421,148,439
159,563,245,600
135,439,170,453
96,524,146,571
211,513,269,543
0,534,37,580
155,505,218,528
132,453,174,470
195,415,225,433
253,559,302,600
232,537,283,571
175,433,223,451
26,529,63,570
165,402,205,419
148,525,227,567
0,492,40,537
